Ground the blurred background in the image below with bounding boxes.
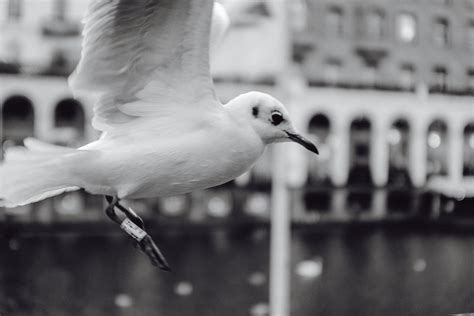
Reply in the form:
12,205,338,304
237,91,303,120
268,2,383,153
0,0,473,315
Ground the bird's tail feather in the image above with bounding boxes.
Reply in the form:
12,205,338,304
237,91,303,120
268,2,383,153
0,138,86,207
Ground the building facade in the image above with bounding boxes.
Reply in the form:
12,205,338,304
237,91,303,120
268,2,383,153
287,0,474,194
290,0,474,93
0,0,473,223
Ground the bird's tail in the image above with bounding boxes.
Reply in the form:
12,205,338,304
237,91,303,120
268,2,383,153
0,138,87,207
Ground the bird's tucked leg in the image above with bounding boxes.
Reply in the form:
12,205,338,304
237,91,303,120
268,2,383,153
104,195,171,271
105,195,122,224
105,195,144,228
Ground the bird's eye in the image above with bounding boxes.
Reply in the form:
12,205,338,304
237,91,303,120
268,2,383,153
271,111,284,126
252,106,259,117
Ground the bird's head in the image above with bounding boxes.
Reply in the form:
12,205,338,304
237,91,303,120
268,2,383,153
226,91,318,154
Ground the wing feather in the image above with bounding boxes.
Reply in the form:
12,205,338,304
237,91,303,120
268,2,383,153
69,0,218,131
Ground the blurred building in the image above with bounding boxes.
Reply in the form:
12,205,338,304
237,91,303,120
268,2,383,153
289,0,474,187
0,0,473,225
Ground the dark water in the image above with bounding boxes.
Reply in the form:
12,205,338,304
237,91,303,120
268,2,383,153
0,227,473,316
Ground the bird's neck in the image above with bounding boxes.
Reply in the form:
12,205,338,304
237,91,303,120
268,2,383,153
224,96,252,126
223,98,267,149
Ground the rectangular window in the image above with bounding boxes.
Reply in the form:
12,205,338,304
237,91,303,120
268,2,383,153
433,17,450,47
325,6,344,38
432,66,448,91
366,8,385,40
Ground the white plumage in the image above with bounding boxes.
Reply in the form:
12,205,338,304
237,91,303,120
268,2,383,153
69,0,222,130
0,0,318,208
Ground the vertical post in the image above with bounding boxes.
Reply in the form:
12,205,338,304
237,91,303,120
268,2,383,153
270,144,291,316
270,1,291,315
447,122,463,183
409,123,427,187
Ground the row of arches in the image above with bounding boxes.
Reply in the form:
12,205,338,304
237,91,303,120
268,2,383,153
1,95,85,148
307,113,474,187
1,94,473,190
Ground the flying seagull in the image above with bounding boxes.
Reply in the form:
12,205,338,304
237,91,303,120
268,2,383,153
0,0,318,270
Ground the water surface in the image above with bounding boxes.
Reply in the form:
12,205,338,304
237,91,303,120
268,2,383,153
0,227,473,316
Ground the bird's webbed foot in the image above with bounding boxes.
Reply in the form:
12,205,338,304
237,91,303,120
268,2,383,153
104,195,171,271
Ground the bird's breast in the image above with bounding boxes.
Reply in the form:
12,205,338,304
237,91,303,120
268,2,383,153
123,125,265,199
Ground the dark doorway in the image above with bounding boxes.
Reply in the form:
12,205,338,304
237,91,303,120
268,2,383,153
54,99,85,135
388,118,411,186
348,116,373,186
307,113,331,186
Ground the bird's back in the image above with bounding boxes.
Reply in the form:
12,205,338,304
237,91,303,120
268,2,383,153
77,112,265,199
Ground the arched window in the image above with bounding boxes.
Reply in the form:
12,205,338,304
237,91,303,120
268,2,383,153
54,99,85,133
463,123,474,175
396,13,417,43
427,120,448,178
2,95,34,159
2,95,35,140
308,114,330,142
348,116,372,185
307,114,331,185
325,6,344,38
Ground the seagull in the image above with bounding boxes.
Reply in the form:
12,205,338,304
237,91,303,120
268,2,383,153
0,0,318,270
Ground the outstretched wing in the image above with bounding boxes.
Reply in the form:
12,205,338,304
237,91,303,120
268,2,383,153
69,0,219,131
210,2,230,57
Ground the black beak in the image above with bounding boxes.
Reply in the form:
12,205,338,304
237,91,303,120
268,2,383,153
286,132,319,155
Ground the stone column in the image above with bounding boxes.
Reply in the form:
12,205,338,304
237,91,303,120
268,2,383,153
34,98,54,141
447,122,463,183
409,122,427,187
331,120,350,186
370,122,389,187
